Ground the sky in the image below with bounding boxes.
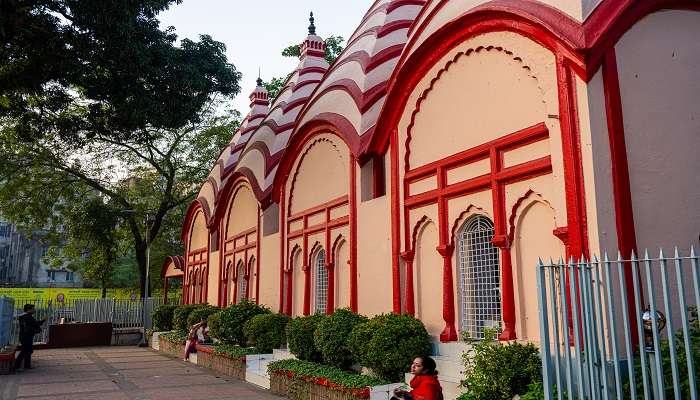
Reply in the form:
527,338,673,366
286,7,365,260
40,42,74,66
159,0,375,114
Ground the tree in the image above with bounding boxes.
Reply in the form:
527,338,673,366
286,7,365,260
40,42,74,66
0,0,241,297
0,0,241,143
265,36,345,101
43,194,121,297
0,101,242,297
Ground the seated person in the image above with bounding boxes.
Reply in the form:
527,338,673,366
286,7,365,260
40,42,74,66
392,356,443,400
183,320,207,361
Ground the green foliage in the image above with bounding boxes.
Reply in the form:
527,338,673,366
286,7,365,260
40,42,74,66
213,344,256,360
286,314,328,362
460,328,542,400
173,304,203,334
208,311,222,338
0,0,241,143
0,0,242,298
626,306,700,399
267,359,389,390
520,382,545,400
243,313,290,353
263,76,288,102
210,300,270,345
152,304,177,331
281,35,345,64
348,313,431,381
265,35,345,102
314,309,368,369
161,330,187,344
187,305,220,329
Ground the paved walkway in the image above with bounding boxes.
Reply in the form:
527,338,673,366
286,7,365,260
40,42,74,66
0,347,279,400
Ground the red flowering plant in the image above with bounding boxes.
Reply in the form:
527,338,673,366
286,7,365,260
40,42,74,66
268,359,388,399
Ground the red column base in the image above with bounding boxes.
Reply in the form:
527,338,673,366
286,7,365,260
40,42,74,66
498,323,517,341
440,323,459,342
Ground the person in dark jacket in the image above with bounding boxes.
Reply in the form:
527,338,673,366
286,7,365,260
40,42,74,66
14,304,47,371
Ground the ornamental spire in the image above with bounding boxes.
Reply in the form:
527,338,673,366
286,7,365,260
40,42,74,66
308,12,316,35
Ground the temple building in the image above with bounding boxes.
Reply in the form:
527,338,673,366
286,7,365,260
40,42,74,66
175,0,700,351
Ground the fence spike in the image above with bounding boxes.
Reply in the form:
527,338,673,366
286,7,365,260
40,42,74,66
644,248,650,261
691,245,697,258
617,250,623,263
674,246,681,259
659,247,665,260
631,249,638,261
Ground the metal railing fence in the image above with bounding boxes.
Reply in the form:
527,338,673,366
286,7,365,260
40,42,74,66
0,296,14,348
536,247,699,400
7,297,168,345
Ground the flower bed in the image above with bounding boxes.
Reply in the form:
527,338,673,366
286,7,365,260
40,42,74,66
195,344,254,380
268,359,389,400
0,345,16,375
158,331,186,359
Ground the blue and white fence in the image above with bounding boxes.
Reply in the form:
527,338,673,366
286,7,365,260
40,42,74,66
0,297,15,348
536,248,699,400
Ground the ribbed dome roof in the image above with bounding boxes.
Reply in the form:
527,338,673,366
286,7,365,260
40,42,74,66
295,0,427,150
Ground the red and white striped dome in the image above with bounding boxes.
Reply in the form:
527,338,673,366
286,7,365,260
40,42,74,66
195,2,427,223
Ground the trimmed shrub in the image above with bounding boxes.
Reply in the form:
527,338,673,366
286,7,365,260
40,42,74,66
286,313,327,362
348,313,431,381
187,304,220,329
243,313,290,353
211,300,270,345
459,328,541,400
152,304,177,331
173,304,203,334
267,359,389,396
314,309,368,369
208,311,222,339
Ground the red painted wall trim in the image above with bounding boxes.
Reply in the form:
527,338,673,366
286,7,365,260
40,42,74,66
390,128,402,313
602,47,639,346
349,155,359,312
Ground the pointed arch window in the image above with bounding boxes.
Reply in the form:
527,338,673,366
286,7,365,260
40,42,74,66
315,250,328,314
237,261,247,303
457,216,501,339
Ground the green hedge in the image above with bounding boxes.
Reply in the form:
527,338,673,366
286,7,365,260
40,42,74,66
161,330,188,344
152,304,177,331
267,359,389,396
213,344,256,360
286,314,327,362
314,309,367,369
173,304,203,334
210,300,270,345
458,329,541,400
348,313,431,381
187,304,220,329
243,313,290,353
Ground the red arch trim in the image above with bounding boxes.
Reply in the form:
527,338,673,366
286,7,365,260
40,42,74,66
271,115,361,203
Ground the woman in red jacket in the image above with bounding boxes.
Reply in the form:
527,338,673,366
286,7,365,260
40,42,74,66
392,356,444,400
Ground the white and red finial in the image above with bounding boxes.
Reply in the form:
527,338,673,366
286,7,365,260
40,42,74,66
302,11,325,59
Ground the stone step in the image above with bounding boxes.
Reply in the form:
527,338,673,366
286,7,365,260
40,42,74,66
245,368,271,389
245,353,274,372
433,356,463,380
272,348,295,360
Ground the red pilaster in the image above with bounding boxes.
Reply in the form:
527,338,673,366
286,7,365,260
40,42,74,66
602,47,639,347
437,244,458,342
279,187,286,313
390,128,402,313
401,251,415,316
349,155,359,312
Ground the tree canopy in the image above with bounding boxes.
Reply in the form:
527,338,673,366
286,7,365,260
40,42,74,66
0,0,242,296
264,36,345,101
0,0,241,144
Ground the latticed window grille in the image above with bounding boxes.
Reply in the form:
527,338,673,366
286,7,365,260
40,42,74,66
315,250,328,313
457,216,501,339
237,261,247,303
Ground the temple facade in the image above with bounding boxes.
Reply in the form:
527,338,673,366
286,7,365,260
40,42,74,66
176,0,700,346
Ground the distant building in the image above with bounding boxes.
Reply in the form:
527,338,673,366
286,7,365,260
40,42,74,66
0,221,82,288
